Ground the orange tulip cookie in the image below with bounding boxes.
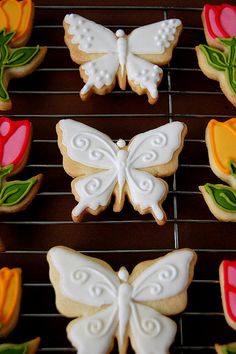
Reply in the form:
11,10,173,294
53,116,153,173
199,118,236,221
0,267,22,337
0,0,47,111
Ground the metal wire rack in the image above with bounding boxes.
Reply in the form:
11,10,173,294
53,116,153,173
1,1,236,353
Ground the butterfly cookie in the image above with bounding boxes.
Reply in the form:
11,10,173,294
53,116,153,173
57,119,187,224
63,14,182,104
47,246,197,354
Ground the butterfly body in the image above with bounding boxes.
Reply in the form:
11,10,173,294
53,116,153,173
48,247,197,354
64,14,182,103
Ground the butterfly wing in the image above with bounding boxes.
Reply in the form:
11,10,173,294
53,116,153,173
131,249,196,315
64,14,119,99
126,53,163,103
126,122,186,223
128,19,182,64
126,168,167,224
64,14,117,58
47,247,120,317
67,304,118,354
126,19,182,103
129,302,176,354
57,119,119,221
127,121,186,176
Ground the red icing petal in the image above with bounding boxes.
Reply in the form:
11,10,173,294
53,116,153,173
2,125,28,166
228,265,236,288
223,261,236,323
220,6,236,37
0,121,10,137
229,291,236,320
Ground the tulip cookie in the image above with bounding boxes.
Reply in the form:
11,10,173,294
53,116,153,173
64,14,182,104
48,246,197,354
0,267,22,337
0,116,42,214
196,4,236,107
0,0,47,111
199,118,236,221
0,338,40,354
215,343,236,354
57,119,187,224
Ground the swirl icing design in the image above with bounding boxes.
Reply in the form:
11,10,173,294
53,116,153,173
58,119,186,225
48,247,196,354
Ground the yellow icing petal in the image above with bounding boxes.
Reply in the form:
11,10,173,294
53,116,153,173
13,0,33,43
0,268,21,326
0,8,9,31
1,0,22,32
208,118,236,175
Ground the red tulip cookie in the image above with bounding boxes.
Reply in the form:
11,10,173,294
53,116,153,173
0,117,42,214
196,4,236,106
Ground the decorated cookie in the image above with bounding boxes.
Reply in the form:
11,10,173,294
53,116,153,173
0,117,43,214
0,338,40,354
215,342,236,354
0,267,22,337
57,119,187,224
0,0,47,111
47,246,197,354
219,260,236,330
63,14,182,104
199,118,236,221
196,4,236,107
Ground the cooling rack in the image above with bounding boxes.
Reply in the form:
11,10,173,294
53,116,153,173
1,0,236,352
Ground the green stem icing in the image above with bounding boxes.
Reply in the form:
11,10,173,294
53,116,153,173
0,343,28,354
229,160,236,178
0,165,13,190
0,29,40,102
0,176,37,206
205,183,236,212
199,36,236,94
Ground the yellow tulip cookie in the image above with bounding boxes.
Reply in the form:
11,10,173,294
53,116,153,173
0,267,22,337
199,118,236,221
0,0,47,111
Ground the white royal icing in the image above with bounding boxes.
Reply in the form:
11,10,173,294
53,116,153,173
64,14,182,99
49,247,194,354
59,119,184,222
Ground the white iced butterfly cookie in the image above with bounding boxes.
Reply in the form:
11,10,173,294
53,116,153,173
63,14,182,104
47,246,197,354
56,119,187,224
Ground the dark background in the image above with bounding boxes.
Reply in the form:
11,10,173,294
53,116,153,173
1,0,236,352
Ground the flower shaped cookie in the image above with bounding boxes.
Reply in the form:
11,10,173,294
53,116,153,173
0,0,47,110
199,118,236,221
0,117,42,214
196,4,236,106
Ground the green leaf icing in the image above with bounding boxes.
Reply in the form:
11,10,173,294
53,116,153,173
0,343,28,354
221,344,236,354
0,165,13,179
229,160,236,178
5,46,40,67
199,36,236,94
0,177,37,206
205,183,236,212
199,44,227,70
0,29,41,102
